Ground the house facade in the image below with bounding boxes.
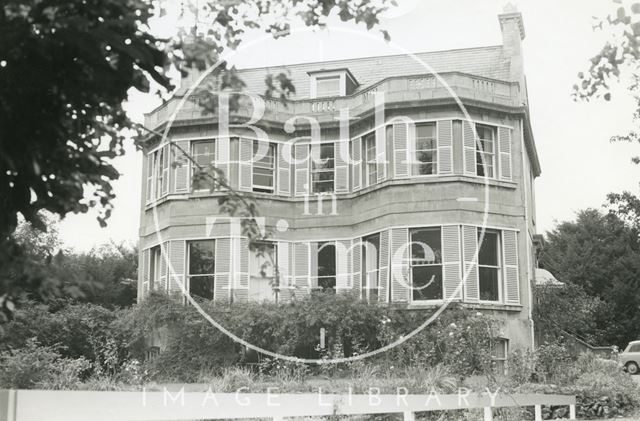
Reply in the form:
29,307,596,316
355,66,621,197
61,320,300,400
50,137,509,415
138,7,540,351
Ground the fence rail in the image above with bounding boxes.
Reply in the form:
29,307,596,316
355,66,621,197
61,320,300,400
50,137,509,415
0,389,576,421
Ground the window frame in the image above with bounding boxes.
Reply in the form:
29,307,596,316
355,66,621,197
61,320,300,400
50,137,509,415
361,233,381,302
252,141,277,194
149,245,162,291
412,123,438,176
491,338,509,375
310,143,336,194
363,132,377,187
477,228,502,303
409,227,444,303
249,241,277,301
475,124,496,178
190,139,216,192
314,75,341,98
186,239,216,300
312,241,337,291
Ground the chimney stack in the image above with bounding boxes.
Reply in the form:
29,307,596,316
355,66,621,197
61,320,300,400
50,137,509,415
498,3,526,101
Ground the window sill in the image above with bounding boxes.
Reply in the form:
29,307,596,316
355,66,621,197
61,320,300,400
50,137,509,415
401,300,522,312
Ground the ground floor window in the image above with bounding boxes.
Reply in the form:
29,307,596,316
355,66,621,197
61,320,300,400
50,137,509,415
478,229,501,302
312,241,336,291
492,338,508,374
187,240,215,300
149,246,162,291
249,242,277,301
362,234,380,301
410,227,443,301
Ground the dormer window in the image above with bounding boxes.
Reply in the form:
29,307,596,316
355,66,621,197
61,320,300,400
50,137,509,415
308,68,358,98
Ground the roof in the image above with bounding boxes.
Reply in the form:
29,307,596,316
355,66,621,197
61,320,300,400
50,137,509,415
179,45,511,97
535,268,565,287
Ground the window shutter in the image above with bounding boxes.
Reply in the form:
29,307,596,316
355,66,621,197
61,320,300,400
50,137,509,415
462,225,479,301
216,137,230,186
351,238,362,293
277,143,291,196
336,239,351,290
214,238,231,303
294,144,309,197
160,146,170,196
393,123,409,178
498,127,513,181
442,225,462,300
141,248,150,298
437,120,454,174
168,240,186,294
375,126,387,183
277,241,292,290
173,141,190,193
239,138,253,192
159,242,168,291
233,238,249,303
463,120,477,175
390,228,410,303
294,242,310,290
352,138,362,191
378,230,390,302
334,141,349,193
502,230,520,304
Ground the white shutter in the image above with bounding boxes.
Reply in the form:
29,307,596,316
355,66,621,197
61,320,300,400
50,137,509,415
390,228,410,303
375,126,387,183
160,146,169,196
463,120,477,175
277,143,291,196
352,138,362,191
351,238,362,293
214,238,231,303
462,225,479,301
233,238,249,303
378,230,390,302
502,230,520,304
277,241,292,290
334,141,349,193
173,140,190,193
437,120,453,174
294,242,310,289
159,242,168,291
442,225,462,300
294,144,309,197
141,249,150,298
217,137,230,187
393,123,409,178
168,240,186,294
336,239,351,290
239,138,253,192
498,127,513,181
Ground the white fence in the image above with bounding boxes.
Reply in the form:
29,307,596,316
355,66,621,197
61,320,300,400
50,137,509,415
0,389,576,421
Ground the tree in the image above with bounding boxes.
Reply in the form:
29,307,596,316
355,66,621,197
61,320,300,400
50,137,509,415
540,208,640,347
0,0,396,317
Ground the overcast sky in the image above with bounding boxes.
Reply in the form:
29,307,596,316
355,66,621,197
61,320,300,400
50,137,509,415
57,0,640,251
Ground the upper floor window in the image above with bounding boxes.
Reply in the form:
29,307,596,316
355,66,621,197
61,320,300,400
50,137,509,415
253,141,276,193
362,234,380,302
363,132,377,186
476,124,495,178
191,140,216,191
187,240,216,300
410,227,443,301
478,229,501,301
315,76,341,98
414,123,437,175
311,143,335,193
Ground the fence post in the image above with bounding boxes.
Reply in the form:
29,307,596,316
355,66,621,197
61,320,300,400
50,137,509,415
534,404,542,421
403,411,415,421
0,390,16,421
273,416,283,421
569,404,576,420
483,406,493,421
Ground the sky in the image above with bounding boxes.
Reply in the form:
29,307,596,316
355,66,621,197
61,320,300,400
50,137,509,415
57,0,640,251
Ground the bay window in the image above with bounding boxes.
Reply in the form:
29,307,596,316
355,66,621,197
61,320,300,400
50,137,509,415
410,227,443,301
476,124,495,177
363,132,377,186
187,240,216,300
252,141,276,193
311,143,335,193
191,140,216,191
413,123,437,175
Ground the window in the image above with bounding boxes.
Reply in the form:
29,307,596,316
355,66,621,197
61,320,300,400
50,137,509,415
249,242,277,302
187,240,216,300
311,143,335,193
492,338,508,374
146,146,169,202
312,242,336,291
149,246,162,291
363,132,377,186
252,141,276,193
315,76,341,97
478,229,501,302
410,227,443,301
476,124,495,177
629,343,640,353
362,234,380,302
191,140,216,191
414,123,437,175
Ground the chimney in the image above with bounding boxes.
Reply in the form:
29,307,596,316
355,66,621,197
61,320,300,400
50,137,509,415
498,3,527,101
